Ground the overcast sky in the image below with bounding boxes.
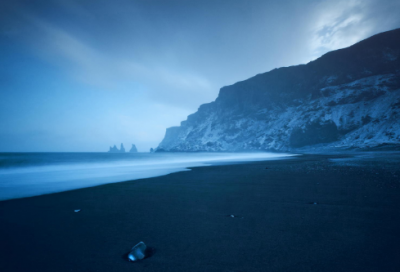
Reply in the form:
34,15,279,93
1,0,399,152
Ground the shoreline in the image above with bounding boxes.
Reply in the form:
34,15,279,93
1,153,400,271
0,152,295,202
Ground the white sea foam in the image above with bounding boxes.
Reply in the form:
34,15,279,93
0,152,295,201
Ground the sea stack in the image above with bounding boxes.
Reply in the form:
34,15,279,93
130,144,138,153
108,145,119,153
108,143,126,153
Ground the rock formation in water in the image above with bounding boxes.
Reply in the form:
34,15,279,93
108,145,119,153
129,144,138,153
108,143,126,153
157,28,400,152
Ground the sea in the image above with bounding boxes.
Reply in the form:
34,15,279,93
0,152,294,201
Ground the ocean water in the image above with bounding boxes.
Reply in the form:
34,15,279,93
0,152,294,201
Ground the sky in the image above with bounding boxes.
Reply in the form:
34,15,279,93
0,0,399,152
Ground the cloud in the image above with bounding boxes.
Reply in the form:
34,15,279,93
310,0,371,58
309,0,400,59
15,9,216,110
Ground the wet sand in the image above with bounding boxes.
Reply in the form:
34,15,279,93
1,153,400,272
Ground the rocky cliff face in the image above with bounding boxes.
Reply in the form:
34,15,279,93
157,29,400,152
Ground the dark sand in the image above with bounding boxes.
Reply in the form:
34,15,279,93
1,154,400,272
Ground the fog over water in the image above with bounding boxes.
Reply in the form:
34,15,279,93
0,152,295,201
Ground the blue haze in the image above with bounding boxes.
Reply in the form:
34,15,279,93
0,0,399,152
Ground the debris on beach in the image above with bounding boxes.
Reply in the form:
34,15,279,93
74,209,81,212
227,214,244,219
124,242,155,262
128,242,147,262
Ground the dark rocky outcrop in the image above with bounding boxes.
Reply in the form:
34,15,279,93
108,143,126,153
108,145,119,153
157,28,400,152
129,144,138,153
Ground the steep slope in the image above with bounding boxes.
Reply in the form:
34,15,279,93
157,28,400,152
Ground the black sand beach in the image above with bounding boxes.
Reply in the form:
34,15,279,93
1,153,400,272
